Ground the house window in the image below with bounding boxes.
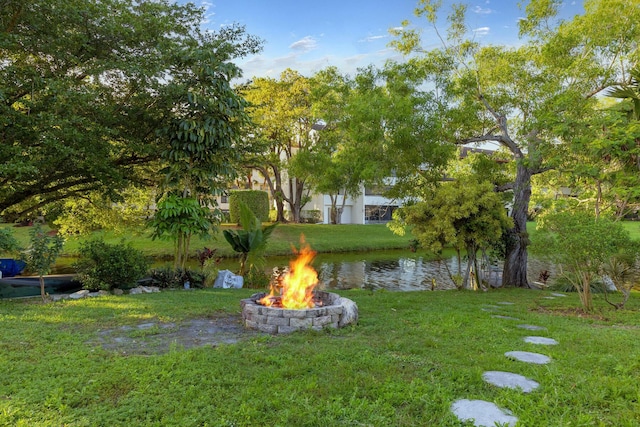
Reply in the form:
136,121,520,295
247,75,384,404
365,205,397,223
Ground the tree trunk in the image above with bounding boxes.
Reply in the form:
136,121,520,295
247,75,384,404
329,195,338,224
502,163,532,288
254,166,287,222
39,275,46,301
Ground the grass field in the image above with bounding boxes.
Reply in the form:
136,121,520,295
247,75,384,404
0,223,415,259
1,288,639,426
2,220,638,261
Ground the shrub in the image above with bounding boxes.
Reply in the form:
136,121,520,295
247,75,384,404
300,210,321,224
228,190,269,223
148,267,206,289
74,239,150,291
244,267,270,289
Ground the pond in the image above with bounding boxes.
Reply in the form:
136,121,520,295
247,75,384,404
164,249,559,292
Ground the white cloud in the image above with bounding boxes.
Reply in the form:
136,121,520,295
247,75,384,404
289,36,318,53
473,5,493,14
473,27,490,36
359,34,387,43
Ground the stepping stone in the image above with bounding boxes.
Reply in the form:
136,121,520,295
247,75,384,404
551,293,567,297
517,324,547,331
492,315,520,320
543,296,555,299
497,302,515,305
505,351,551,364
524,336,558,345
481,307,498,312
451,399,518,427
482,371,540,393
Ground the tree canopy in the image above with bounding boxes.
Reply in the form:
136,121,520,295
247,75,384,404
0,0,261,220
390,0,640,287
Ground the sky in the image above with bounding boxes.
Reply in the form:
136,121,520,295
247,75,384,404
185,0,585,81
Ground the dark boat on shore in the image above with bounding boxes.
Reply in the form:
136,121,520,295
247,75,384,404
0,258,27,277
0,275,83,299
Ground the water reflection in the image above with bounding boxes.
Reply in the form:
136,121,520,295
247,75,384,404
54,249,563,292
317,256,462,291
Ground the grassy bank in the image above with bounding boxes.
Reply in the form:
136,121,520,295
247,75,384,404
1,223,415,259
3,221,638,260
1,288,639,426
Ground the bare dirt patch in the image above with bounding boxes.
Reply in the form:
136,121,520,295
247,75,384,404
90,314,261,355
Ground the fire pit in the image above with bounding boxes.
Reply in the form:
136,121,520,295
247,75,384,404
240,237,358,334
241,291,358,334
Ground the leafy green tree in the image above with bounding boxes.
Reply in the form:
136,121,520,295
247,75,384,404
223,202,277,276
534,211,634,312
22,224,64,301
390,178,512,289
0,0,261,220
51,187,154,236
149,195,217,269
241,69,317,223
0,228,20,255
296,67,373,224
390,0,640,287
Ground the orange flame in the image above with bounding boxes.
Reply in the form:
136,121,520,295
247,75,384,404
260,236,319,309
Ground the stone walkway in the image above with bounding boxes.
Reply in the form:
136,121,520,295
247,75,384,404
451,294,565,426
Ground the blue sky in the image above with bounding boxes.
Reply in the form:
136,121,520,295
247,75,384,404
188,0,584,80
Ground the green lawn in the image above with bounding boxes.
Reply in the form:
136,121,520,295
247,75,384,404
0,223,415,259
1,288,639,426
2,220,638,261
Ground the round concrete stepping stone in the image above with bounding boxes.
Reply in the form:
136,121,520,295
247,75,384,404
543,296,555,299
491,315,520,320
451,399,518,427
505,351,551,364
497,301,515,305
517,324,547,331
551,293,567,297
482,371,540,393
524,336,558,345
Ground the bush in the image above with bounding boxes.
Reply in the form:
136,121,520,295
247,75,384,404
148,267,206,289
74,239,150,291
229,190,269,223
300,210,321,224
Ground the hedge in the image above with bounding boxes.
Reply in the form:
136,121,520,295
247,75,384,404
228,190,270,223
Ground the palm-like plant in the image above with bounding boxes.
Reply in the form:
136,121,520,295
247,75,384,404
606,65,640,121
223,202,277,276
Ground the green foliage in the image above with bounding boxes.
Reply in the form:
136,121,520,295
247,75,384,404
0,228,21,255
52,188,154,236
148,267,207,289
390,178,512,288
149,195,217,269
0,0,261,220
534,211,634,311
223,202,277,275
74,239,150,291
21,224,64,300
228,191,269,223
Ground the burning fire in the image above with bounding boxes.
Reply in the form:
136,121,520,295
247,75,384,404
260,237,319,309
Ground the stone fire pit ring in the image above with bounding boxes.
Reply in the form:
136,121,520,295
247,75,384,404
241,291,358,334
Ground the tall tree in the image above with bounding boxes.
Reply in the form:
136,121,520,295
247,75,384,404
0,0,261,220
391,0,640,287
241,69,316,223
